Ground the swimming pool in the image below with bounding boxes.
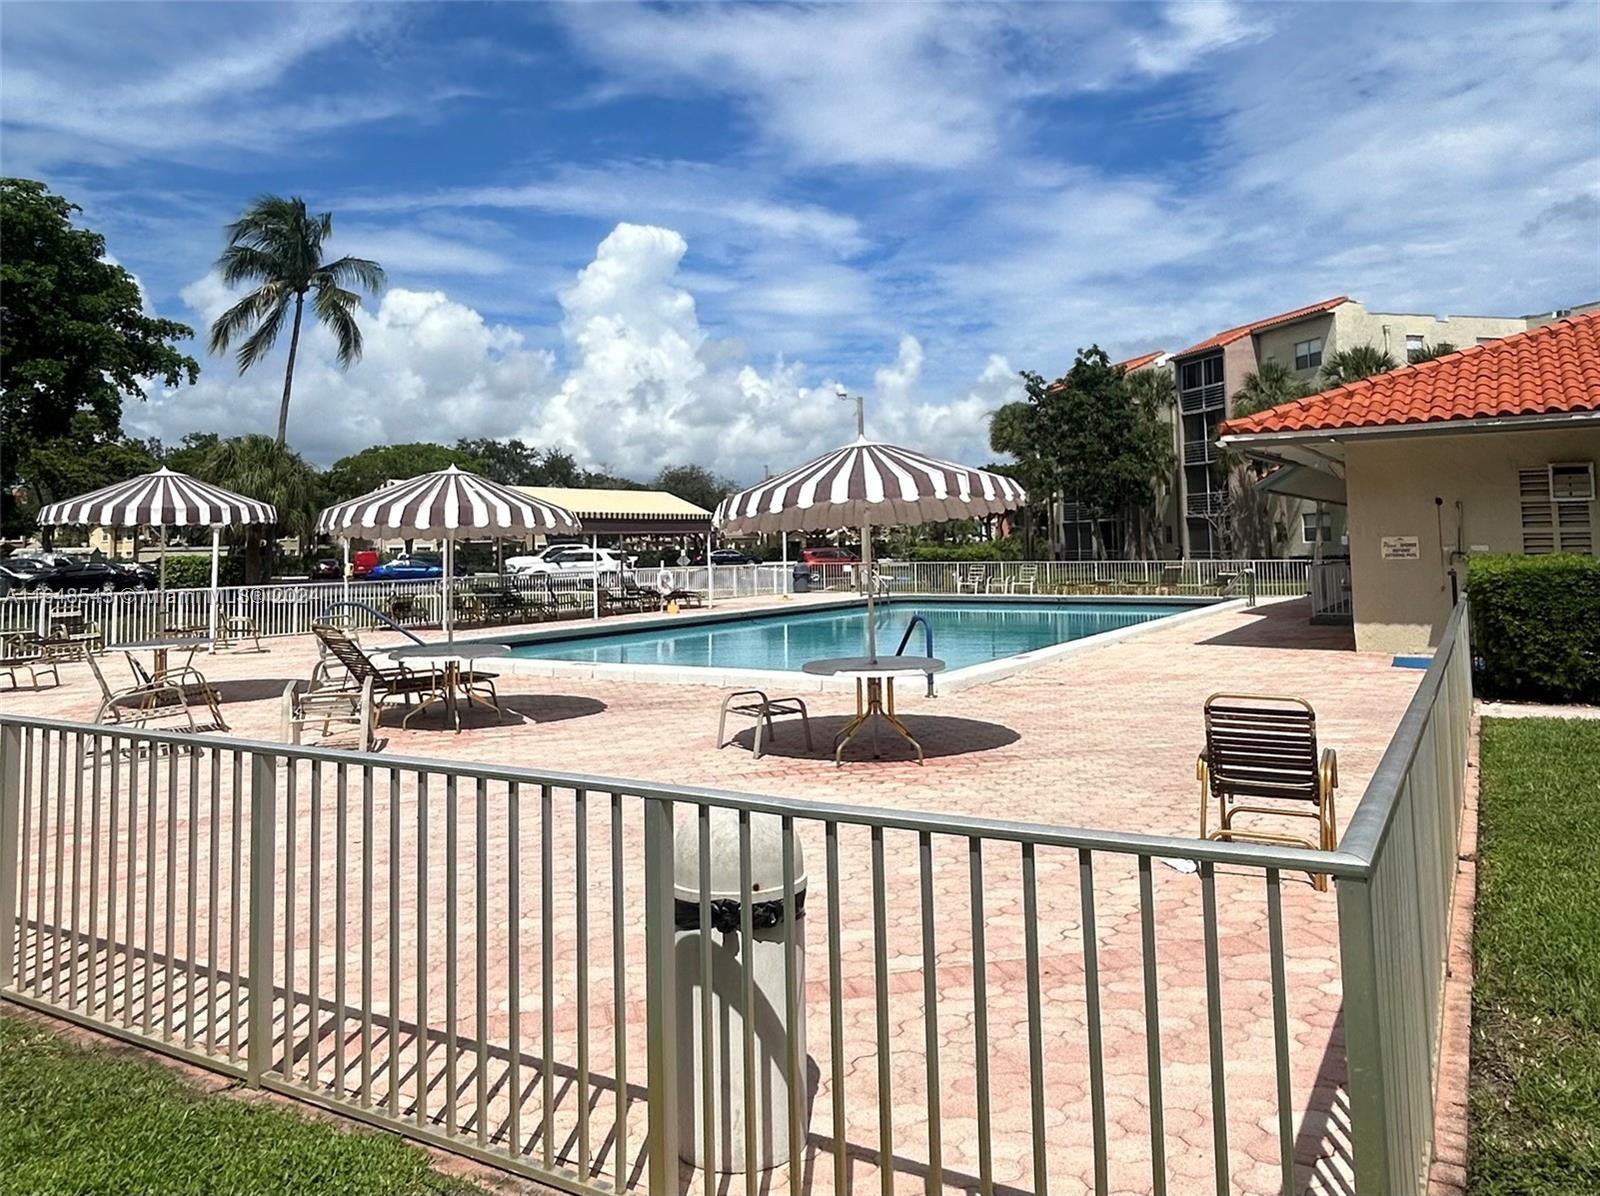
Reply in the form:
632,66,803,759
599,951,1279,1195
504,599,1191,673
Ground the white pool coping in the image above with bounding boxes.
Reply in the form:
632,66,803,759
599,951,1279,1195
377,594,1249,696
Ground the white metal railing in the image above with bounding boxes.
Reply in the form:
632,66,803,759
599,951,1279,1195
0,607,1474,1194
1183,438,1215,466
1310,560,1353,620
1335,599,1473,1193
1186,491,1228,517
0,560,1312,649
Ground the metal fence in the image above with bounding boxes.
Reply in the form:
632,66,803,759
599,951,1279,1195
0,601,1471,1196
0,560,1308,648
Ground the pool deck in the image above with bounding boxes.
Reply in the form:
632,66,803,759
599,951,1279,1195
1,594,1429,1195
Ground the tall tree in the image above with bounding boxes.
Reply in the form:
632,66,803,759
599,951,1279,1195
654,464,735,512
455,438,582,487
1319,344,1397,388
207,196,384,447
325,442,480,501
199,434,320,583
1122,366,1178,557
1220,362,1314,557
989,399,1044,556
1,178,199,532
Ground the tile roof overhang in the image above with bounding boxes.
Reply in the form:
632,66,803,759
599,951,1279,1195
1171,296,1350,360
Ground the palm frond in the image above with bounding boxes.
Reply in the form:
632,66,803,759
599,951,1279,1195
207,284,288,357
234,296,290,372
312,283,364,368
318,256,386,295
216,245,282,288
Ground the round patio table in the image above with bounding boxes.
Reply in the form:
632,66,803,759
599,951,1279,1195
387,641,511,732
119,635,210,681
802,654,945,765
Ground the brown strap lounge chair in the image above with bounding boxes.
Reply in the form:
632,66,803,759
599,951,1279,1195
311,622,445,719
87,652,199,734
1197,693,1339,891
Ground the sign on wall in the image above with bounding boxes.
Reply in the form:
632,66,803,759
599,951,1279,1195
1381,535,1421,560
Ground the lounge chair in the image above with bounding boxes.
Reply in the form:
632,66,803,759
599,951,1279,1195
1,633,63,690
310,622,448,721
1197,693,1339,891
1156,563,1185,595
125,654,227,731
87,652,198,733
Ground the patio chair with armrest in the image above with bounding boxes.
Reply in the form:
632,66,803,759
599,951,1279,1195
311,622,447,720
956,563,988,593
1156,563,1185,595
1197,693,1339,891
87,652,198,734
1,632,63,690
1008,563,1039,594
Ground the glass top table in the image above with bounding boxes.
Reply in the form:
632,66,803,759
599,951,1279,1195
801,654,945,764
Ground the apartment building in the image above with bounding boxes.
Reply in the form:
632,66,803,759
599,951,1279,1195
1168,296,1537,556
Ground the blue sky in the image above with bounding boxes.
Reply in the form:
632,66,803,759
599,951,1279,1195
3,1,1597,479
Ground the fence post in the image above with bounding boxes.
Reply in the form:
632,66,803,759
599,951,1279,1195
0,723,21,991
246,751,278,1086
642,795,680,1193
1337,873,1397,1193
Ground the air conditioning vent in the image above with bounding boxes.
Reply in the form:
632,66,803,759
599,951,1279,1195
1549,462,1595,503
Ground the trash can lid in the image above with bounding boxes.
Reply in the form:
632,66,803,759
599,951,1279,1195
673,806,806,904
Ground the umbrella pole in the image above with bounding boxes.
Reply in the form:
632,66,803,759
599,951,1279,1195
342,537,350,609
444,537,455,642
208,526,220,650
591,534,599,621
705,532,714,608
863,518,876,661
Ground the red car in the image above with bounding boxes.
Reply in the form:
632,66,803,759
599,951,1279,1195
351,549,380,578
799,546,860,565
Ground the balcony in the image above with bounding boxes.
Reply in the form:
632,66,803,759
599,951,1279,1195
1179,382,1226,414
1183,438,1214,466
1187,490,1227,517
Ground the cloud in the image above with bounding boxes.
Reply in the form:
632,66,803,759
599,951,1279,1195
1130,2,1268,77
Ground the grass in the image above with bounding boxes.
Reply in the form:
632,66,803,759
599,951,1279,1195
0,1015,480,1196
1469,717,1600,1195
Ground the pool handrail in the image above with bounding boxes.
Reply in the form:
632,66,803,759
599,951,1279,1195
327,600,425,644
895,613,936,696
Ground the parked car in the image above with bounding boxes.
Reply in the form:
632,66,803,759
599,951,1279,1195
507,546,634,583
351,549,380,578
109,559,159,589
366,555,444,581
706,548,760,566
503,543,587,573
308,558,343,581
0,552,144,593
799,546,860,565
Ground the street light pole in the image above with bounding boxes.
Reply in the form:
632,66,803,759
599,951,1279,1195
836,383,864,438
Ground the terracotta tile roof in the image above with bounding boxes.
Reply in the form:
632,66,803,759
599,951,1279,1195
1172,296,1350,359
1115,350,1166,373
1220,313,1600,437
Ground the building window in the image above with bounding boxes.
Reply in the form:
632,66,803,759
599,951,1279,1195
1476,337,1498,346
1294,338,1322,370
1301,511,1335,543
1406,334,1425,354
1520,466,1594,555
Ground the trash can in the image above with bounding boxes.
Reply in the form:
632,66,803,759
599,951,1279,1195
791,563,811,593
674,808,807,1171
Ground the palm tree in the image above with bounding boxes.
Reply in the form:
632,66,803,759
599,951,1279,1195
208,196,385,446
1408,341,1458,364
1320,344,1397,389
200,434,320,583
1232,359,1312,417
1217,362,1312,557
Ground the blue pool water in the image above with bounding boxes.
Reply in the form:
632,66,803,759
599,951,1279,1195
505,601,1186,672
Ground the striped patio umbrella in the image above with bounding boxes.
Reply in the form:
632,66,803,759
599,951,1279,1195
38,468,278,640
317,465,582,639
715,436,1026,659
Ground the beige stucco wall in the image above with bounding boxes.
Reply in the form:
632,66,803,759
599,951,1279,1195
1254,302,1530,385
1343,425,1600,654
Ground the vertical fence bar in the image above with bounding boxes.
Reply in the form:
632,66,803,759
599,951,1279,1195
85,734,103,1015
444,775,459,1135
1137,856,1167,1196
335,763,349,1101
1266,869,1296,1193
1079,849,1108,1195
475,778,490,1148
388,769,401,1115
229,751,242,1061
0,723,20,992
871,824,894,1196
141,748,155,1035
611,791,628,1189
247,752,277,1085
739,811,757,1196
281,760,297,1080
575,788,591,1176
540,784,554,1170
34,728,49,998
1339,872,1394,1192
360,766,373,1107
206,751,219,1052
69,734,84,1010
16,729,31,994
163,747,176,1036
918,830,943,1193
507,782,522,1158
782,815,804,1191
105,745,120,1021
1021,842,1048,1196
642,794,679,1196
698,805,715,1181
121,743,136,1025
969,836,993,1196
1199,861,1230,1196
183,750,197,1044
824,820,847,1192
416,772,430,1130
308,761,322,1088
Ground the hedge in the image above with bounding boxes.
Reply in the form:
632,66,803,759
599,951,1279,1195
153,554,246,589
1466,554,1600,703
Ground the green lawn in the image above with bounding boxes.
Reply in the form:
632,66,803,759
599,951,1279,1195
0,1015,480,1196
1470,717,1600,1196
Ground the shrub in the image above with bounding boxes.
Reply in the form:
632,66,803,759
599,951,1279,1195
1466,554,1600,703
154,553,246,589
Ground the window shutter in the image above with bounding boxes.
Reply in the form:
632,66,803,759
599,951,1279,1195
1520,468,1556,554
1521,465,1595,554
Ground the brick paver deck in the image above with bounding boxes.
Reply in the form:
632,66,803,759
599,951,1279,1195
2,597,1423,1195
